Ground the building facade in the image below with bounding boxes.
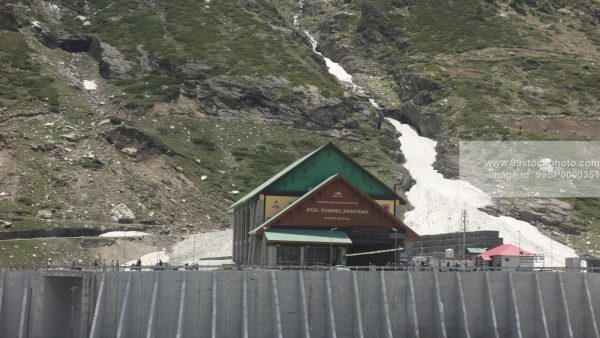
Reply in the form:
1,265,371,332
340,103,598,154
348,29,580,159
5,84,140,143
230,143,418,267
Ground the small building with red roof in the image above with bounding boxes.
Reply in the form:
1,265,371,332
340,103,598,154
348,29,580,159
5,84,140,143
476,244,536,269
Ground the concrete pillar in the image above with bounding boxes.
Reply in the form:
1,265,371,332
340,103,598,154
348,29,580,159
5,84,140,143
583,274,600,337
116,274,132,338
483,272,500,338
260,237,266,267
233,208,239,265
145,273,160,338
325,271,337,338
175,276,187,338
407,272,420,338
507,273,523,338
351,271,364,338
242,272,248,338
271,272,283,338
211,273,217,338
89,273,106,338
300,247,305,267
268,246,277,267
80,274,92,338
298,271,311,338
379,271,393,338
250,235,256,266
557,273,574,338
17,274,29,338
433,272,447,338
0,271,4,332
456,273,471,338
534,274,550,338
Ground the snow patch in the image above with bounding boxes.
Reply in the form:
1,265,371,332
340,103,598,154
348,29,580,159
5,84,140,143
83,80,97,91
304,32,355,87
99,231,150,238
126,250,169,266
169,229,233,265
386,118,578,267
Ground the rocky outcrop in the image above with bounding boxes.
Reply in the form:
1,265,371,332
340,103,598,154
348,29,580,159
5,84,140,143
92,42,135,80
384,102,444,139
480,199,585,235
191,75,373,131
110,203,136,223
393,73,442,105
0,10,18,32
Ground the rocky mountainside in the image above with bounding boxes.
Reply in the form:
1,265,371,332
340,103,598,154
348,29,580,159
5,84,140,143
0,0,598,265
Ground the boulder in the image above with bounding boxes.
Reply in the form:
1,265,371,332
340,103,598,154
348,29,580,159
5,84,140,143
93,42,134,79
61,133,78,142
37,209,53,219
0,220,12,228
121,147,138,156
110,203,136,223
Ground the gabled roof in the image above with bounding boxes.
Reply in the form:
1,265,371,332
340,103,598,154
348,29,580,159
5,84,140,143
477,244,535,261
249,174,418,239
229,142,402,209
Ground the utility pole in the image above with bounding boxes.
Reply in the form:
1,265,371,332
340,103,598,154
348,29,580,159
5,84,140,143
460,210,468,261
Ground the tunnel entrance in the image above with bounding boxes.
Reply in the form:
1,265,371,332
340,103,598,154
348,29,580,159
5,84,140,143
42,276,83,338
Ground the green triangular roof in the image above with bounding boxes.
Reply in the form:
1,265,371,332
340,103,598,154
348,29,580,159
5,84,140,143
229,142,402,209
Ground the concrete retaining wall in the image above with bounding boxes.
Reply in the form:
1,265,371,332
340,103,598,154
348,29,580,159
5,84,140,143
0,270,598,338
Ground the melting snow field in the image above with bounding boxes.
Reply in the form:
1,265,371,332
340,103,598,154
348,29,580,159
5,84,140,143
122,229,233,267
387,118,578,266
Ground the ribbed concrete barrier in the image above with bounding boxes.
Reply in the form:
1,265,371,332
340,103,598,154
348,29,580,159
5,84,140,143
0,270,599,338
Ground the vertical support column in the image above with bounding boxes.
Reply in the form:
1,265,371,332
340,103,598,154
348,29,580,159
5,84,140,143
116,274,133,338
534,274,550,338
456,273,471,338
80,274,92,338
233,208,239,265
483,272,500,338
351,271,364,338
583,274,600,337
211,273,218,338
507,273,523,338
433,272,447,338
379,271,393,338
271,271,283,338
146,273,160,338
300,247,305,267
17,274,29,338
176,276,187,338
261,237,267,267
0,271,4,331
251,235,257,266
89,273,106,338
242,272,248,338
557,274,574,338
298,271,311,338
325,271,337,338
407,272,420,338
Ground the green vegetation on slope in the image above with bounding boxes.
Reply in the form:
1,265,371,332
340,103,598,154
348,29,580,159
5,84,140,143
0,31,59,107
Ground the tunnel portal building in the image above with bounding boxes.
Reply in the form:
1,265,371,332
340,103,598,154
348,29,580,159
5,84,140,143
230,142,418,267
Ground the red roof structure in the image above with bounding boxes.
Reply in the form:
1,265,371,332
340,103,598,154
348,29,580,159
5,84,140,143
476,244,535,261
